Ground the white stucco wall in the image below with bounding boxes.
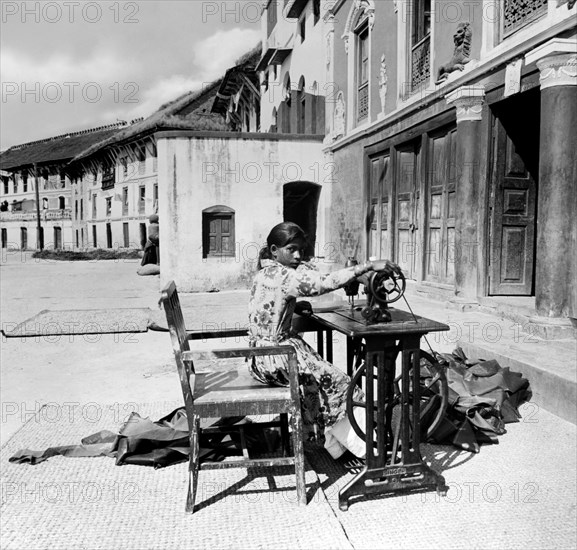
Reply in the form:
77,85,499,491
157,132,326,292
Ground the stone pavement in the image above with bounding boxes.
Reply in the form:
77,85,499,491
1,254,576,549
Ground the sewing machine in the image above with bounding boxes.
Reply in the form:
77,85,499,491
344,258,406,324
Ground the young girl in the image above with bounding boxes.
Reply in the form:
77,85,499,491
248,222,400,459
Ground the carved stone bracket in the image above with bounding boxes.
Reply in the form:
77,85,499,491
526,39,577,90
445,85,486,123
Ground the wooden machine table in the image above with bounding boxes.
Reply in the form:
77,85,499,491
303,306,450,510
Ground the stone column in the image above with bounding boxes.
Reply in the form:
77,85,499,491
445,85,486,303
525,39,577,319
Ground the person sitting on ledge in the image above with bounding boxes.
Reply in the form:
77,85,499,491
141,214,159,267
248,221,401,459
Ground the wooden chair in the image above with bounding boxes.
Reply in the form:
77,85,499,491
160,281,307,513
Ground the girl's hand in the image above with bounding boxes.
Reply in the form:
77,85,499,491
370,259,403,277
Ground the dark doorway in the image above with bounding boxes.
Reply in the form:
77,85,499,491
1,228,7,248
489,88,540,295
106,223,112,248
53,227,62,250
283,181,321,259
20,227,27,250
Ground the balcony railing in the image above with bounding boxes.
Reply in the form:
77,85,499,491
0,209,72,221
503,0,548,37
411,35,430,91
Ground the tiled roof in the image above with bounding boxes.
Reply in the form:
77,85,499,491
0,123,127,171
71,80,227,163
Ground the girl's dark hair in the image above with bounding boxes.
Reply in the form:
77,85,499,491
257,222,307,269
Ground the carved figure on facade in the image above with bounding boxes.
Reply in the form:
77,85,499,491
333,92,346,140
379,54,388,113
326,31,333,74
436,22,472,84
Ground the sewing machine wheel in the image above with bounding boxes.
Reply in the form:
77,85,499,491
345,350,448,445
369,271,406,305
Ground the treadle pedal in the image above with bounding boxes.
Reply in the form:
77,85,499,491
340,452,366,474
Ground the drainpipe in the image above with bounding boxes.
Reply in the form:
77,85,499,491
34,163,43,250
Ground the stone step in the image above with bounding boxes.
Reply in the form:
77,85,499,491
395,289,577,425
410,283,576,340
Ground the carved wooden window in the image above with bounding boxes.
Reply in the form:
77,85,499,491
138,185,146,214
137,148,146,175
102,165,114,189
410,0,431,91
121,157,128,179
503,0,548,38
356,22,369,122
105,197,112,217
22,173,28,192
202,206,235,258
122,187,129,215
297,77,306,134
92,194,97,218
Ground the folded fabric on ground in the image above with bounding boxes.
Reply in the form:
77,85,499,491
9,409,279,467
421,347,532,453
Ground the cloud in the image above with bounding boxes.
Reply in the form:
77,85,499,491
102,74,205,122
0,48,125,86
192,28,261,81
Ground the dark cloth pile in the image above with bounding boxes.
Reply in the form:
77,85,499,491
420,347,532,453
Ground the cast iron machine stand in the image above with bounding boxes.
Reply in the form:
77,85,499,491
312,263,450,510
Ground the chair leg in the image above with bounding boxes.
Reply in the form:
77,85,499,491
290,406,307,506
280,413,290,457
186,414,200,514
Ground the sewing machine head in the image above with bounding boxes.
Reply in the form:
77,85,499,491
344,258,406,324
360,269,406,323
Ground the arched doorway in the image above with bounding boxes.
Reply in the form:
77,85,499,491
283,182,321,259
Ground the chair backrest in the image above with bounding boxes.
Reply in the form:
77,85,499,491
160,281,196,418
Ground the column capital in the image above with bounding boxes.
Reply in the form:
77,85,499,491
445,85,486,123
525,38,577,89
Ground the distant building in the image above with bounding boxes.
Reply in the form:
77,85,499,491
0,123,126,251
67,79,229,254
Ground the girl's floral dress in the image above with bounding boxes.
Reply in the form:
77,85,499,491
248,259,364,439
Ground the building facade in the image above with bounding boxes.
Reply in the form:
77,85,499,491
310,0,576,327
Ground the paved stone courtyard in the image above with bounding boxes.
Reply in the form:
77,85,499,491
1,252,576,549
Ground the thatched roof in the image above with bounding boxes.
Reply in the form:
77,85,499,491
212,44,262,116
0,123,126,172
71,79,227,164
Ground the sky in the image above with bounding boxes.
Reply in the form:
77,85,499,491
0,0,262,150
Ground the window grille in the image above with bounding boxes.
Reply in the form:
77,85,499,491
411,35,430,91
503,0,548,37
